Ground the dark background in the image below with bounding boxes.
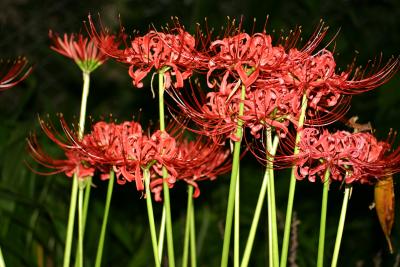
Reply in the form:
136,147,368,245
0,0,399,266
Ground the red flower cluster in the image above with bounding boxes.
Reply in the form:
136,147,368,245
38,18,399,189
171,138,231,198
88,16,206,88
293,128,400,184
165,22,398,141
86,18,399,142
0,58,32,91
28,117,230,201
49,31,109,73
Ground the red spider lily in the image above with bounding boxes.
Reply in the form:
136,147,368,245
27,119,94,179
80,120,181,191
87,15,205,89
29,115,233,201
85,15,128,60
172,32,396,143
292,128,400,184
70,119,232,201
28,137,94,178
166,23,339,141
280,49,398,123
0,58,32,91
68,120,179,193
206,30,290,93
167,81,246,141
248,49,352,130
28,117,179,196
80,120,143,166
205,20,331,95
49,30,109,73
161,137,231,198
327,55,399,95
242,84,296,138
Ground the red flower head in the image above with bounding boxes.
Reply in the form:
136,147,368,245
68,119,179,198
27,117,94,179
167,21,335,141
167,80,245,141
0,58,32,91
49,30,109,73
28,117,180,199
245,49,351,133
205,20,329,95
81,120,143,166
88,15,205,89
179,20,397,144
206,22,294,95
170,138,231,198
207,32,265,91
278,48,399,127
293,128,400,184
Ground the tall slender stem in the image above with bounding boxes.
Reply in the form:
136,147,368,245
267,179,273,267
190,204,197,267
234,170,240,267
158,207,166,260
240,135,279,267
78,71,90,137
77,185,84,267
280,93,308,267
182,186,194,267
143,168,161,267
64,70,92,267
94,171,115,267
0,246,6,267
331,186,351,267
81,177,91,238
74,71,92,267
220,84,246,267
158,72,175,267
317,169,330,267
63,174,79,267
267,128,279,267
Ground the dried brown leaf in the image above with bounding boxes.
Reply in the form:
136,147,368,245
374,175,395,253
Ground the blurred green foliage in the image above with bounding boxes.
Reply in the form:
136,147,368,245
0,0,399,266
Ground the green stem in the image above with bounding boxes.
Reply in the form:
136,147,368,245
0,246,6,267
75,71,90,267
162,168,175,267
182,186,194,267
234,170,240,267
267,181,273,267
190,204,197,267
158,207,166,260
267,129,279,267
317,169,330,267
78,71,90,138
158,72,175,267
63,174,79,267
240,134,279,267
158,72,166,131
280,93,308,267
331,185,351,267
143,168,161,267
220,84,246,267
81,178,92,233
78,184,84,267
74,71,93,267
94,171,115,267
